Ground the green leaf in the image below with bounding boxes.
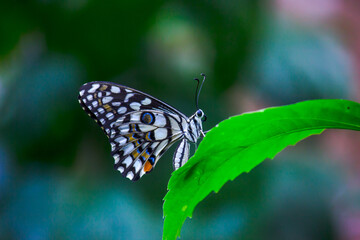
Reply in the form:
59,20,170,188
163,99,360,240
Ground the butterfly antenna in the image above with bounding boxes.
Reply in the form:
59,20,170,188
194,73,206,109
194,78,200,109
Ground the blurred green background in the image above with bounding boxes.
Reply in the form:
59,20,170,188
1,0,360,239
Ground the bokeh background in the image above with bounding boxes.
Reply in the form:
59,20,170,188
1,0,360,239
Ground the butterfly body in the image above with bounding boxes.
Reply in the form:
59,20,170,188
78,81,205,181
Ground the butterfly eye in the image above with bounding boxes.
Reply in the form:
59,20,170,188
196,109,203,118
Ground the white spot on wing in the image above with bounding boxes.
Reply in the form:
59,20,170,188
126,171,134,180
153,114,166,127
150,142,159,149
88,84,100,93
98,108,105,114
106,112,114,120
111,129,116,138
133,159,142,173
141,98,151,105
112,102,121,106
113,154,120,164
87,95,93,101
119,125,130,134
123,156,132,167
130,113,141,122
154,140,168,156
169,117,181,130
111,86,121,93
118,107,127,114
115,136,127,145
171,114,181,122
102,96,113,104
100,118,105,124
111,142,116,151
130,102,141,111
123,143,134,155
79,90,85,96
124,93,134,102
138,124,157,132
92,101,98,107
114,116,125,126
125,89,132,93
117,166,124,173
140,169,145,178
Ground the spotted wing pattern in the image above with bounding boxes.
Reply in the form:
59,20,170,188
78,81,189,181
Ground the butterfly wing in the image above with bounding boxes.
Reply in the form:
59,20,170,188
78,81,188,181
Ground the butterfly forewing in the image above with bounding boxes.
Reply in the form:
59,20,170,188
78,81,188,181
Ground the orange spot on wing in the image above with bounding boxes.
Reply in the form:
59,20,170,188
144,161,153,172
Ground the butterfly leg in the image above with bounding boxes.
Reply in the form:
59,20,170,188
201,130,209,137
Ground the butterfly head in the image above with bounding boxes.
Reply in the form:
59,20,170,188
195,109,207,122
184,74,207,142
186,110,204,142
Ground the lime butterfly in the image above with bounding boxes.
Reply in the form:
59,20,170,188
78,74,206,181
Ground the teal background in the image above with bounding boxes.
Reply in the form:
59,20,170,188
0,0,360,239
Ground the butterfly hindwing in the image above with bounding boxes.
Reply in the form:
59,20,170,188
110,111,184,180
115,135,183,181
78,81,188,181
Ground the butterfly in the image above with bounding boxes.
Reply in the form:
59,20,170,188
78,74,207,181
